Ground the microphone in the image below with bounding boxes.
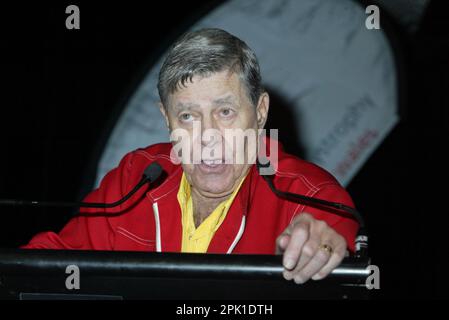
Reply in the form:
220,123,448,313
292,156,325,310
257,160,368,258
0,162,163,209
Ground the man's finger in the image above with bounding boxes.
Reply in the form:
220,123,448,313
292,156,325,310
286,232,321,282
282,220,310,271
285,218,327,278
276,234,290,254
294,244,332,284
311,239,347,281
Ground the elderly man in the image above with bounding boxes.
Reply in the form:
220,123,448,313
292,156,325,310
23,28,358,284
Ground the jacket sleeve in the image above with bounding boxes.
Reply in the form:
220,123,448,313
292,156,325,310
290,183,360,253
21,151,136,250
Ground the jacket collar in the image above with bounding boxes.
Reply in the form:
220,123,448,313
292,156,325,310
146,166,183,252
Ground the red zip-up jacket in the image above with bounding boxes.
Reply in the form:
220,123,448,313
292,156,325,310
22,142,359,253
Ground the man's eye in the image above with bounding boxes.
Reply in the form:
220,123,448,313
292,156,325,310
179,113,193,122
220,108,234,117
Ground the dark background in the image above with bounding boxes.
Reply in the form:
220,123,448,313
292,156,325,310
0,1,447,299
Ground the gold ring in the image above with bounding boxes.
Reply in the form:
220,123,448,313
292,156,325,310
319,244,333,255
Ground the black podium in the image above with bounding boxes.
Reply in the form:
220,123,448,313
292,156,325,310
0,249,371,300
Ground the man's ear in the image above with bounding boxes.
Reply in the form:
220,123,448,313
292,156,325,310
158,102,170,129
256,92,269,129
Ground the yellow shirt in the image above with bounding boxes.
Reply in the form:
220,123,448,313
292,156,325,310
177,173,246,253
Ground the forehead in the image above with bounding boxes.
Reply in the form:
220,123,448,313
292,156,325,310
168,70,248,109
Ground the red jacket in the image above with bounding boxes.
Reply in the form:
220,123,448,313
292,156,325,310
23,143,359,253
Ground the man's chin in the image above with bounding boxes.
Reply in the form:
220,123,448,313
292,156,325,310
192,178,234,198
189,165,240,196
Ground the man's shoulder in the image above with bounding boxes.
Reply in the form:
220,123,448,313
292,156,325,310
122,142,179,176
275,150,341,192
133,142,173,160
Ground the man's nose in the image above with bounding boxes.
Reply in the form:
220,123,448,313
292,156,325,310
200,115,221,147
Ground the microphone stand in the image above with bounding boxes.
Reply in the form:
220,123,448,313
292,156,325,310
0,162,163,209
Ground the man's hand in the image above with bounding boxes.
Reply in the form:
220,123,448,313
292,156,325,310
276,213,347,284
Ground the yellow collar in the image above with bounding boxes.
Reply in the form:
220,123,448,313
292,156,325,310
177,172,246,253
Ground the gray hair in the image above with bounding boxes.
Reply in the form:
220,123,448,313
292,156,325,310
158,28,263,108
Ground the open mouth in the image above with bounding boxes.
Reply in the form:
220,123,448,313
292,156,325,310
197,159,227,174
201,159,223,166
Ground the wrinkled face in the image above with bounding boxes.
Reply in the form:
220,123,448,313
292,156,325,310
160,70,269,199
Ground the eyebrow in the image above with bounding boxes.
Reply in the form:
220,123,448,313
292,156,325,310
173,95,237,111
213,95,237,106
173,102,200,111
